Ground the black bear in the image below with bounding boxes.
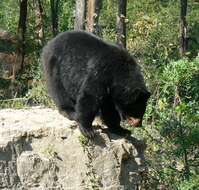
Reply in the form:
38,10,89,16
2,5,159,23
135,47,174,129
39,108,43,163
42,31,150,138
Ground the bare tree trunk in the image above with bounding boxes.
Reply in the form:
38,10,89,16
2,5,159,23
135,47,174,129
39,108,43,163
180,0,188,56
116,0,127,49
32,0,44,46
74,0,87,30
15,0,28,79
50,0,60,36
87,0,103,35
37,0,44,45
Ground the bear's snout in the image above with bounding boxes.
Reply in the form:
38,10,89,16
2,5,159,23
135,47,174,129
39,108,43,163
128,118,142,127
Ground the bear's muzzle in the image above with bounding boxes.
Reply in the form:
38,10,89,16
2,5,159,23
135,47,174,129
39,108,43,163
128,118,142,127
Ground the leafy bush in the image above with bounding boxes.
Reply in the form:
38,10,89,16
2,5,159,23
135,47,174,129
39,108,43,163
127,0,180,65
178,174,199,190
131,57,199,189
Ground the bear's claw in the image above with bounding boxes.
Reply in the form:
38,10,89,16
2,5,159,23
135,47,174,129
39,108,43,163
79,126,95,139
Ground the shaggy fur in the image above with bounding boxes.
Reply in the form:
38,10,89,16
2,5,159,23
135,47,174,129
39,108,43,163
42,31,150,138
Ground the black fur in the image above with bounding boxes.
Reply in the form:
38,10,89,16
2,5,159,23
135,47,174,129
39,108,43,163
42,31,150,138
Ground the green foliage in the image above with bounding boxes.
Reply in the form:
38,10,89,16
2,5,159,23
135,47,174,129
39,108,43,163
187,1,199,58
0,98,28,109
0,1,19,33
162,58,199,85
22,58,54,107
137,57,199,189
127,0,180,65
59,0,75,31
128,57,199,189
100,0,117,42
178,174,199,190
78,134,90,150
0,78,11,99
25,79,54,107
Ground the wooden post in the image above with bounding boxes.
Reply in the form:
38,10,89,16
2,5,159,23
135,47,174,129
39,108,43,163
116,0,127,49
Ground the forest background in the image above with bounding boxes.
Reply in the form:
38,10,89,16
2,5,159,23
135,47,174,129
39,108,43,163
0,0,198,189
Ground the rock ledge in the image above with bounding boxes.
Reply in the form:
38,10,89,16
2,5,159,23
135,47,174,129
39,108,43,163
0,107,146,190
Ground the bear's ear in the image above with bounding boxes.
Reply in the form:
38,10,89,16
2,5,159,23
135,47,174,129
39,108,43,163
133,88,151,102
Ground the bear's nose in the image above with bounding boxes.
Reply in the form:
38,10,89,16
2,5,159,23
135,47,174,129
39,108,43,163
128,118,142,127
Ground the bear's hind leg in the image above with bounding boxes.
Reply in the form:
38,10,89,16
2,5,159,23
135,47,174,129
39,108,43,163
76,92,100,138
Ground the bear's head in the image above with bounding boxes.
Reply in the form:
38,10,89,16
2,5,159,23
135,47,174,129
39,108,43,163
115,88,151,127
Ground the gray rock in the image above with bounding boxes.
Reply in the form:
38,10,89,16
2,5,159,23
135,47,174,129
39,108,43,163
0,107,146,190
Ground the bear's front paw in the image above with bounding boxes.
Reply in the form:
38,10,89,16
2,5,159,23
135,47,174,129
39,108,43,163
79,125,95,139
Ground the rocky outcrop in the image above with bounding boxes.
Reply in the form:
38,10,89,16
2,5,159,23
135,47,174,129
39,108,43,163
0,107,146,190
